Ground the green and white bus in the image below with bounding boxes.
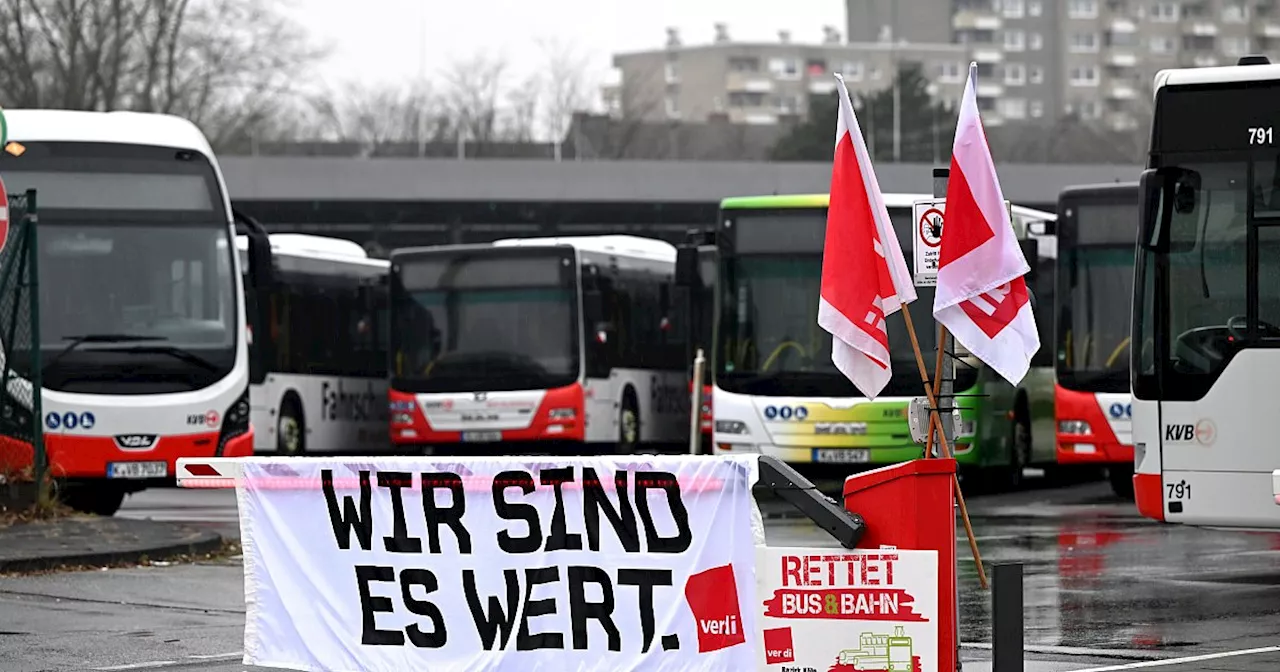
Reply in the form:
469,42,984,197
703,193,1058,487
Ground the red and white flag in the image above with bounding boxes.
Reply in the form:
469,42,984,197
933,63,1040,384
817,74,917,400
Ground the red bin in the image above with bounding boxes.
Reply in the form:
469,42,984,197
843,458,958,672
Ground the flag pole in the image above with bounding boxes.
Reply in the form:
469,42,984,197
900,303,989,590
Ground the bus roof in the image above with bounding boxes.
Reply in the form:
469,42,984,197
492,235,676,263
235,233,387,268
1153,56,1280,91
1,109,216,157
1058,182,1139,199
720,192,1058,222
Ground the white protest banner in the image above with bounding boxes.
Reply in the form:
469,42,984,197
235,455,765,671
754,546,938,672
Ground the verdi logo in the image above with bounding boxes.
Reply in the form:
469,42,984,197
683,564,746,653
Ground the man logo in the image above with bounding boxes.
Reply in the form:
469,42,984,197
114,434,158,450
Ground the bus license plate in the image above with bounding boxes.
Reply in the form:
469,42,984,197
814,449,870,464
108,461,168,479
461,431,502,442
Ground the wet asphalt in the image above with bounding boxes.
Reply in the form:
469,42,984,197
0,473,1277,671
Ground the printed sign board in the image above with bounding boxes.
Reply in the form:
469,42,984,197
911,199,1014,287
755,546,939,672
235,455,763,671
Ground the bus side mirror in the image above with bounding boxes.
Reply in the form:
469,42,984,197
233,209,274,288
675,246,699,287
1019,238,1039,283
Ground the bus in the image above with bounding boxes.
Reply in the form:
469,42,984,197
1132,55,1280,528
1055,183,1139,498
387,235,691,453
236,232,389,455
703,193,1058,487
0,110,264,516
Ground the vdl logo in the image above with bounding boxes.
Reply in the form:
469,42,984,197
44,411,95,431
1108,402,1132,419
763,405,808,421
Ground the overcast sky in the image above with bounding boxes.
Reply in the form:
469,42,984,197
289,0,845,104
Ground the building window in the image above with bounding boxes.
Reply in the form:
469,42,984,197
1004,63,1027,85
1222,2,1248,22
1149,2,1178,21
1150,35,1175,53
1069,0,1099,18
768,58,800,79
842,61,864,80
1030,99,1045,117
1003,0,1025,18
938,61,963,82
1222,36,1250,56
1030,32,1044,50
998,98,1028,119
1070,65,1100,85
1029,0,1043,16
664,61,680,82
728,56,759,72
1082,100,1101,119
1004,30,1026,51
664,94,679,117
1029,66,1045,84
1070,32,1100,52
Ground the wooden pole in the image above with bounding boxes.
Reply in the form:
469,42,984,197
900,302,989,590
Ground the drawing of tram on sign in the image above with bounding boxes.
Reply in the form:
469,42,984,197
835,626,914,671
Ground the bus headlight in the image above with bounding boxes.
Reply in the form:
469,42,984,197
1058,420,1091,435
548,407,576,420
715,420,749,435
391,412,414,425
216,388,251,455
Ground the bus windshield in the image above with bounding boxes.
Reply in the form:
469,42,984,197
390,250,580,392
0,143,237,394
1058,199,1136,393
1134,152,1280,401
716,209,958,397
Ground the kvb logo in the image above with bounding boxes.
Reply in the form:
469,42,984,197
684,564,746,653
958,279,1031,338
1164,419,1216,445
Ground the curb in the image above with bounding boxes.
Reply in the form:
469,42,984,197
0,529,224,574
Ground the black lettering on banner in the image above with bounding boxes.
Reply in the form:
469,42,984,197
420,472,472,554
463,569,521,650
378,471,423,554
540,467,584,551
323,469,373,551
517,566,565,650
618,568,673,653
582,468,640,552
356,565,402,646
400,569,447,648
635,471,692,553
568,565,620,651
493,470,542,553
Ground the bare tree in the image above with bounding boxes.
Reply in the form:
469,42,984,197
305,81,447,153
439,52,506,149
502,73,542,143
534,37,593,146
0,0,325,151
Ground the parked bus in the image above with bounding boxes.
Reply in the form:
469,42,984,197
1055,183,1139,498
1132,55,1280,528
236,232,389,455
701,193,1058,487
387,235,690,453
0,110,266,515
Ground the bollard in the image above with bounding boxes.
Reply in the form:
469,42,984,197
688,348,705,454
992,562,1024,672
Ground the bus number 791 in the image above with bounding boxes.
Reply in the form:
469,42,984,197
1166,480,1191,500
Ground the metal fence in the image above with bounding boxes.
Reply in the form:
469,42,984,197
0,189,43,492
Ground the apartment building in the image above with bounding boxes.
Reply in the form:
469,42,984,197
606,26,984,128
609,1,1278,134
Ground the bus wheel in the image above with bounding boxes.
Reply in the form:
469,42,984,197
618,392,640,453
278,397,305,454
61,483,127,517
1003,416,1031,490
1108,463,1135,499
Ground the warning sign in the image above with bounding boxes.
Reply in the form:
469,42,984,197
911,198,1015,287
912,200,945,287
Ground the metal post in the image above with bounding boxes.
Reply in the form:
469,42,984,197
933,166,961,671
992,563,1024,672
689,348,705,454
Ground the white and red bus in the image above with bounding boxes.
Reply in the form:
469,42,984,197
387,235,690,453
1054,182,1139,498
1132,55,1280,527
0,110,262,515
